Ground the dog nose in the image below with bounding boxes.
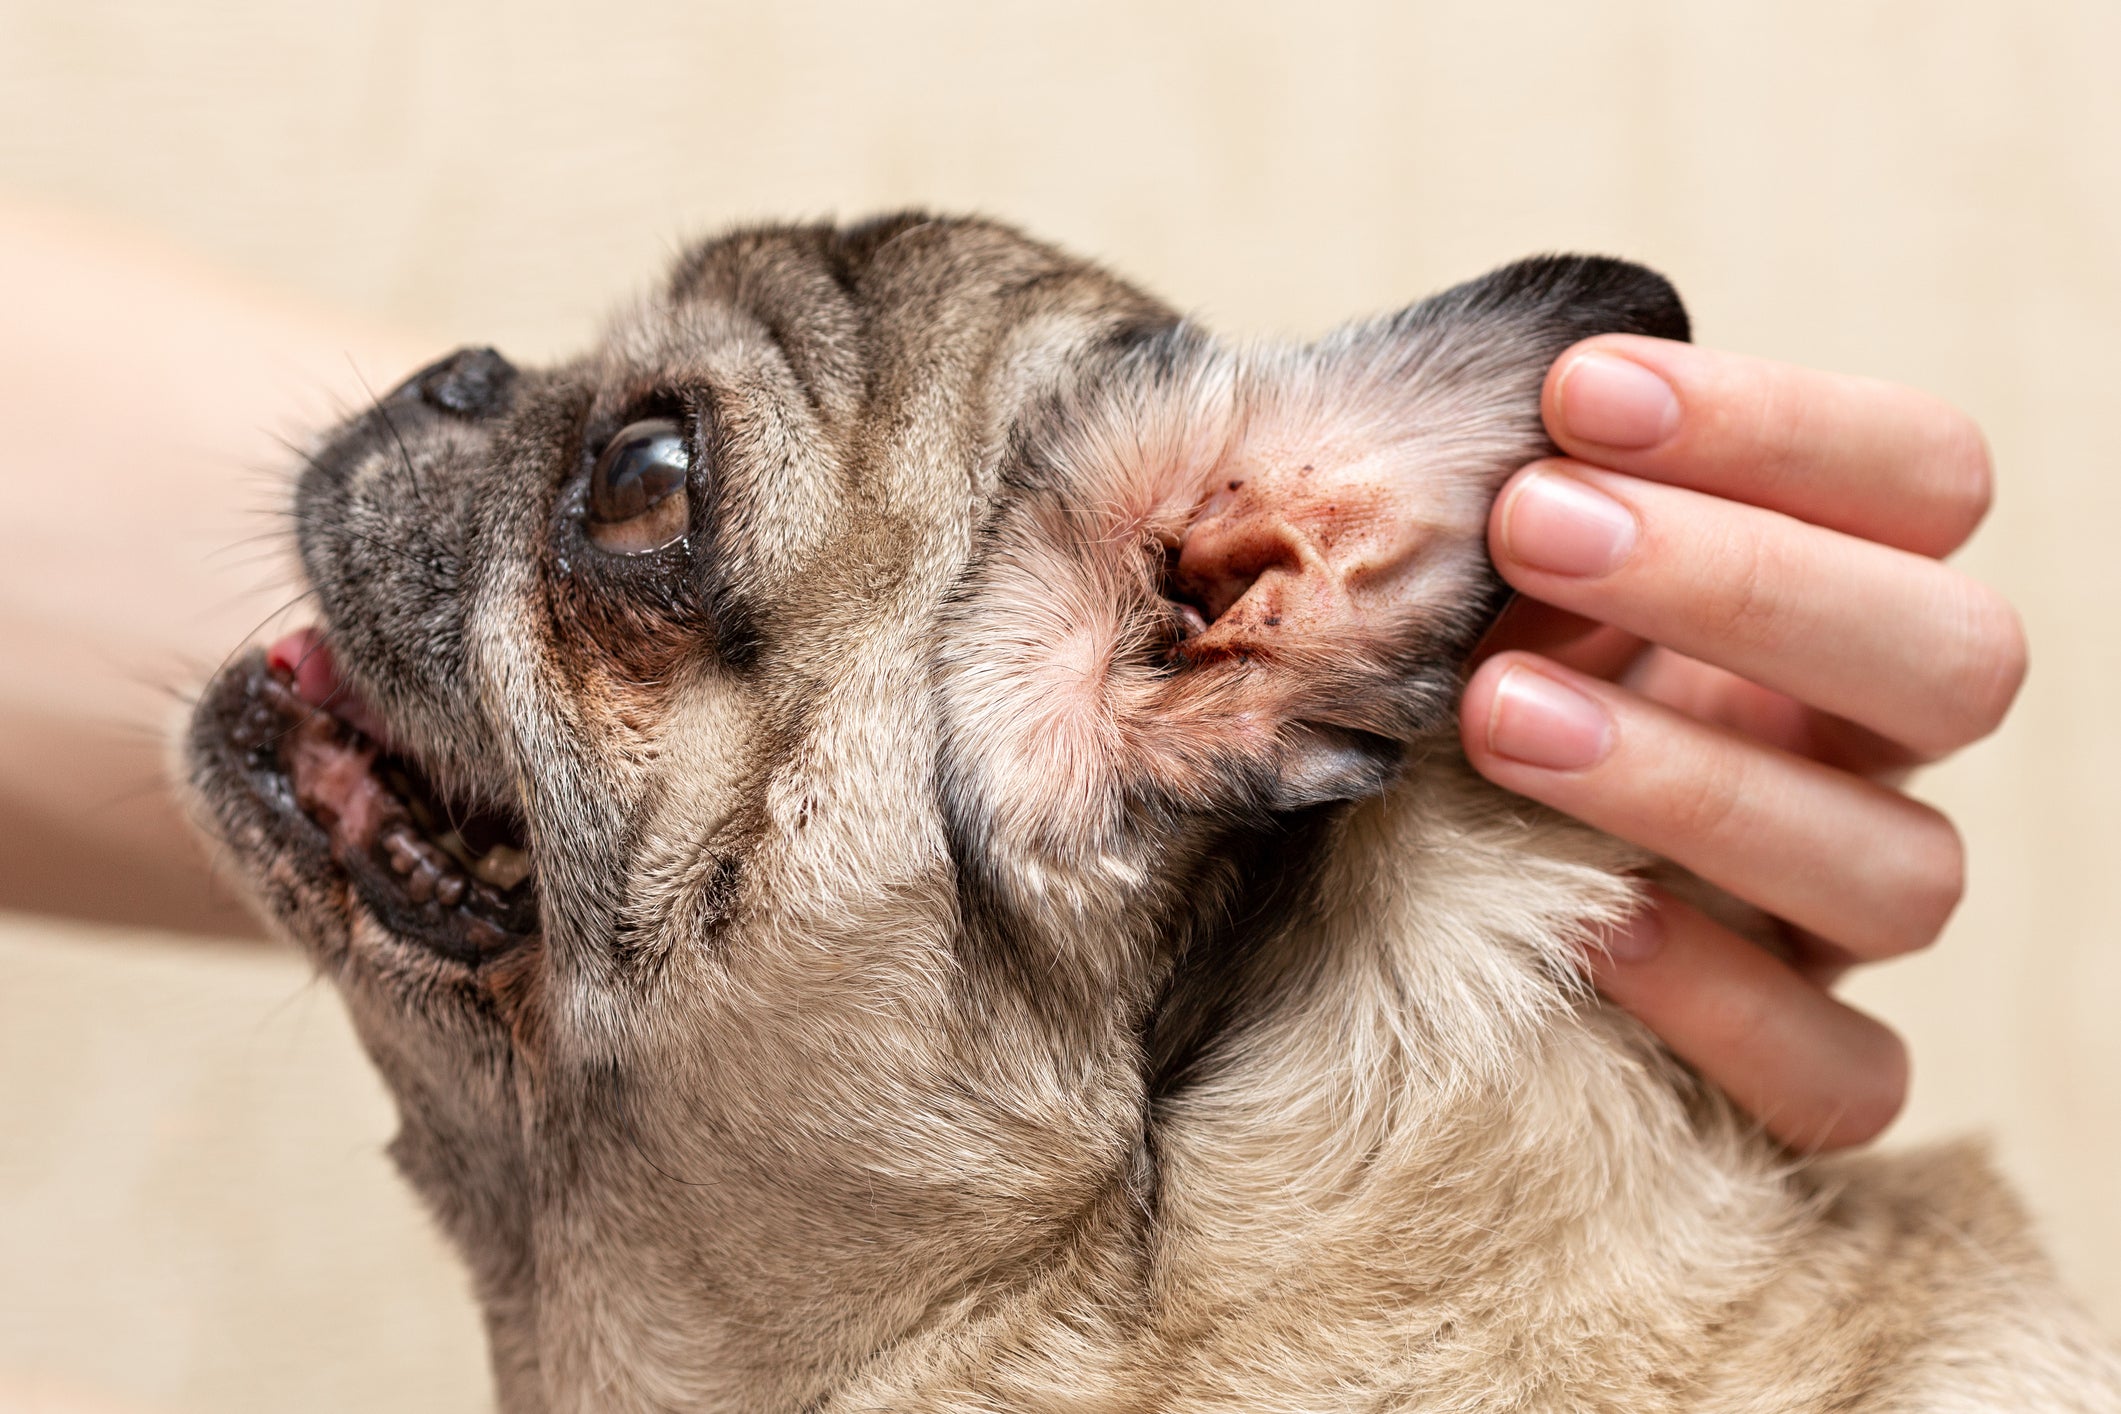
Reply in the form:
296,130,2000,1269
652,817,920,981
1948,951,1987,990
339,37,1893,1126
411,347,518,417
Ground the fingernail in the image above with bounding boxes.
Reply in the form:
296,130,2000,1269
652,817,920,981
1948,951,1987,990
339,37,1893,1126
1500,469,1638,577
1597,907,1666,965
1486,664,1615,771
1556,352,1680,448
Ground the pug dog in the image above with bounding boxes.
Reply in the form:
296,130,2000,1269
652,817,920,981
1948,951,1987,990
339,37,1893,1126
182,215,2120,1412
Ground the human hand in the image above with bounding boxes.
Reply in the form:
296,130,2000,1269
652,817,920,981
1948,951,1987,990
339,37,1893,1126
1461,336,2026,1152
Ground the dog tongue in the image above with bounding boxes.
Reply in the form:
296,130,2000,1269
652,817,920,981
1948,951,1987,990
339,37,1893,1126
266,628,398,751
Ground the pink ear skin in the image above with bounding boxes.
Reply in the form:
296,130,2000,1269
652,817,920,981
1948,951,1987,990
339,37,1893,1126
1170,436,1475,664
940,350,1532,874
1138,265,1689,805
1133,402,1503,805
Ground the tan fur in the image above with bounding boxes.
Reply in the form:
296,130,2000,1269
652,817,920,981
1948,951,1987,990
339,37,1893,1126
182,215,2120,1411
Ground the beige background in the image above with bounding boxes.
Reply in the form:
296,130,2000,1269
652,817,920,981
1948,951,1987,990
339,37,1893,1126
2,2,2117,1410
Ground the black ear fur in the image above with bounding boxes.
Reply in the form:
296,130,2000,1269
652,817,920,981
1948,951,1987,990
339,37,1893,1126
1406,253,1691,352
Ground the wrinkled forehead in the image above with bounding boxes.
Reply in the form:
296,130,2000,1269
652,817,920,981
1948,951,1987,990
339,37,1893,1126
573,218,1175,644
649,215,1171,425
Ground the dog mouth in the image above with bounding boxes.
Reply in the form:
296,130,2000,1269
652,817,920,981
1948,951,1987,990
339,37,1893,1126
198,631,539,963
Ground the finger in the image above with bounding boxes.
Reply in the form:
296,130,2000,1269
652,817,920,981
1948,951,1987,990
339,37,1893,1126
1542,335,1993,559
1462,653,1966,962
1481,609,1923,779
1620,650,1925,779
1588,889,1909,1152
1483,617,1922,780
1489,463,2028,759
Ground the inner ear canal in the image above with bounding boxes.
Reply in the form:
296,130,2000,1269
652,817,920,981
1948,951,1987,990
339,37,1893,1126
1159,541,1215,644
1166,474,1283,626
1164,457,1350,659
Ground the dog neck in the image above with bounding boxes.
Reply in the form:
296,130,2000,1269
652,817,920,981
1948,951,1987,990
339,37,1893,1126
462,755,1804,1414
614,759,1801,1412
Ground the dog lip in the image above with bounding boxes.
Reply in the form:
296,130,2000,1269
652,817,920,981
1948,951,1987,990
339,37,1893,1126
267,627,399,754
195,647,539,964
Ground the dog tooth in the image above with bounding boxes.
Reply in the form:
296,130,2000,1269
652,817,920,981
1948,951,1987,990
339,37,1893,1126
384,832,421,874
406,866,436,904
471,844,532,890
434,873,466,907
432,828,485,875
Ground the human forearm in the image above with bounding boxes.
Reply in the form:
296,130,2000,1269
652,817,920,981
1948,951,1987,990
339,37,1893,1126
0,202,420,933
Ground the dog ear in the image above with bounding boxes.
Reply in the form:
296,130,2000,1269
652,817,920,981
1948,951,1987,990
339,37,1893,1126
937,257,1686,901
1162,254,1689,793
1174,255,1692,651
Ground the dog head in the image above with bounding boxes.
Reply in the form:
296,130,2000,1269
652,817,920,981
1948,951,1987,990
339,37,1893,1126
183,215,1684,1408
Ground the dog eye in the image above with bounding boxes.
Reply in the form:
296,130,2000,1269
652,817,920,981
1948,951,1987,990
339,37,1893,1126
586,418,690,554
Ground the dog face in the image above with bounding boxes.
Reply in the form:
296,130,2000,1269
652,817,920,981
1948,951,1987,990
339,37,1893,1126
182,216,1684,1408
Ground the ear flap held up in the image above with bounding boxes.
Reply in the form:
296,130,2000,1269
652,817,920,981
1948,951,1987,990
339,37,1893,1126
1166,254,1689,738
936,255,1687,919
1182,256,1687,616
